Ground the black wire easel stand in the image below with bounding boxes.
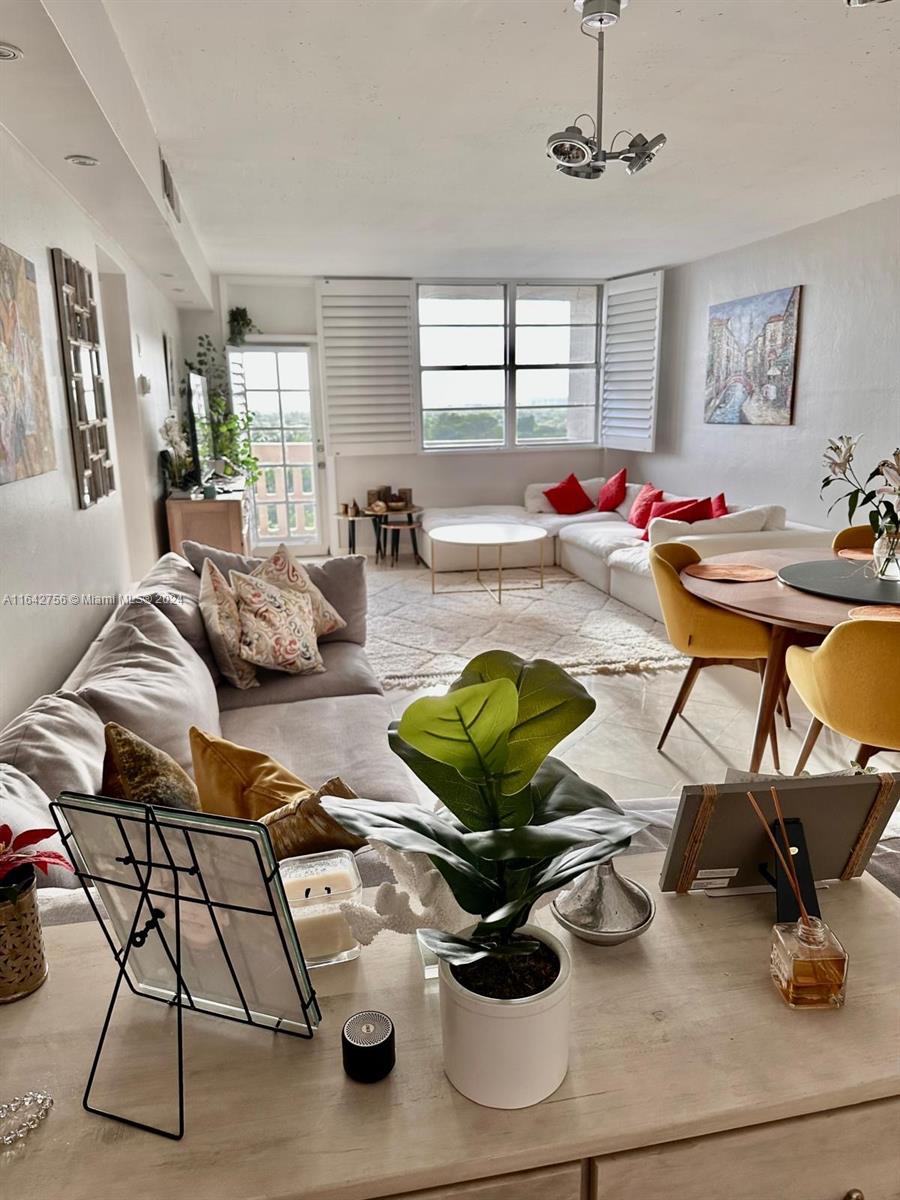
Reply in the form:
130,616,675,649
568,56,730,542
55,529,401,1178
50,798,321,1141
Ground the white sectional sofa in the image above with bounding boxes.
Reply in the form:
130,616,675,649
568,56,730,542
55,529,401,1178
420,476,831,620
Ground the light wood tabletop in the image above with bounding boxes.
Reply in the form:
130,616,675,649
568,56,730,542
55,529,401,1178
3,852,899,1200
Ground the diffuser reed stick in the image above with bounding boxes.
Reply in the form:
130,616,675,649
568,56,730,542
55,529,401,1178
769,786,809,924
745,790,811,925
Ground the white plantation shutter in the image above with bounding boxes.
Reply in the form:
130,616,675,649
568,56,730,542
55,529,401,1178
600,270,664,453
317,278,417,455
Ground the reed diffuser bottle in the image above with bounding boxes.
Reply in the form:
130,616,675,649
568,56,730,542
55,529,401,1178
770,916,848,1010
747,787,849,1011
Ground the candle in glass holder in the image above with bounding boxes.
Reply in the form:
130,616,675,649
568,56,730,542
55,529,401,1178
280,850,362,967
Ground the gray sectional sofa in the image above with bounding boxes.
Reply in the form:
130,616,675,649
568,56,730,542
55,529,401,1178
0,546,418,915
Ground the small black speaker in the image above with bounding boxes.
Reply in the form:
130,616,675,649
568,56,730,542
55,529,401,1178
341,1010,395,1083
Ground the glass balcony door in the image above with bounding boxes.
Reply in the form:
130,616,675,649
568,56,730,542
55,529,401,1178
228,345,326,555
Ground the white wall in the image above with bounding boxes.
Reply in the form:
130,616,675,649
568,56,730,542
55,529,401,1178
0,129,179,726
612,196,900,528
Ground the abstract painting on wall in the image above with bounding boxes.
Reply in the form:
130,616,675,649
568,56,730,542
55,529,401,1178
0,241,56,484
704,286,801,425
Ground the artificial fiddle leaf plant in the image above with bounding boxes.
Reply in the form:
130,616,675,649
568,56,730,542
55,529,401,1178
323,651,645,967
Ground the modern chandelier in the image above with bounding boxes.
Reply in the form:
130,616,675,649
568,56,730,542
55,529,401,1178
546,0,667,180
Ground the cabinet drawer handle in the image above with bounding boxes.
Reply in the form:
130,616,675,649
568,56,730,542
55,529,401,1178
843,1191,864,1200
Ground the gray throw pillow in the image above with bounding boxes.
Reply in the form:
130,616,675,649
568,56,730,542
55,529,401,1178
0,691,106,802
76,604,221,775
181,541,367,645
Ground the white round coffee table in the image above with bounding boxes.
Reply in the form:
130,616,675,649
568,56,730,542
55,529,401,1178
428,522,548,604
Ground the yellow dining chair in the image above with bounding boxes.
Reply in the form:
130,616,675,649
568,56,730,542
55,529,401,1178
786,619,900,772
649,544,785,763
832,525,875,551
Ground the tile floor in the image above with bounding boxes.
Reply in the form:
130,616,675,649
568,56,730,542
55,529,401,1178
372,559,900,807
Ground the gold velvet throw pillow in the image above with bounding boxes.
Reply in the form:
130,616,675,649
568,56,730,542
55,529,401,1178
262,777,366,859
102,722,201,811
189,728,366,856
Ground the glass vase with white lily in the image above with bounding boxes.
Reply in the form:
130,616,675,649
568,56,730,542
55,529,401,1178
822,437,900,582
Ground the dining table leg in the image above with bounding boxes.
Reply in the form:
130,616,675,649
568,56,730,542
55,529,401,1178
750,626,796,772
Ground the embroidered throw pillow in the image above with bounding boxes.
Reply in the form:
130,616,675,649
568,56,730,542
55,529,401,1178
198,559,259,690
231,572,324,675
251,543,346,638
102,722,201,811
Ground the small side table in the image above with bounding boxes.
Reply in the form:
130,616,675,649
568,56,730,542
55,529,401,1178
336,506,423,564
384,520,423,566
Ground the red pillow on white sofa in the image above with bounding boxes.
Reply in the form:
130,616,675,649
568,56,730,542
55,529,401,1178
627,483,664,529
597,468,627,512
543,473,594,515
640,496,713,540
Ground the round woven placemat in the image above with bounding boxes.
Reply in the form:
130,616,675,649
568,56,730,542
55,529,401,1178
837,548,873,562
848,605,900,621
682,563,777,583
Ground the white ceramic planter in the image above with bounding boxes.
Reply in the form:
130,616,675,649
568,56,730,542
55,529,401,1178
437,923,571,1109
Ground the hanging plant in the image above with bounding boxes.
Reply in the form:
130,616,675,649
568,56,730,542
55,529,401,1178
228,306,259,346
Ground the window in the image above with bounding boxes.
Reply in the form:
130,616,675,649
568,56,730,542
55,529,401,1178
228,347,320,544
417,283,601,450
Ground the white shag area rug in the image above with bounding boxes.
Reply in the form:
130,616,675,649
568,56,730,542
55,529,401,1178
366,567,686,689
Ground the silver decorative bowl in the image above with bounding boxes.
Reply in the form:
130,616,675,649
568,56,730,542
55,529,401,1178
551,859,655,945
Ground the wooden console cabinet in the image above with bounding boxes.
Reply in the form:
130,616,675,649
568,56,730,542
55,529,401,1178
5,853,898,1200
165,489,249,556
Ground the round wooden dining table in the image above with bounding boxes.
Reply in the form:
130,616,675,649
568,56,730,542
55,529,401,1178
680,545,877,772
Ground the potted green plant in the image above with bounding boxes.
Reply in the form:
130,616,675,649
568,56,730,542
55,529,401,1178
1,825,73,1003
183,335,260,484
323,651,644,1108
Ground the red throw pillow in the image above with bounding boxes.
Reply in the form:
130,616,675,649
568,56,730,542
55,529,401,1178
543,473,593,515
597,467,627,512
627,483,664,529
711,492,728,518
640,496,713,540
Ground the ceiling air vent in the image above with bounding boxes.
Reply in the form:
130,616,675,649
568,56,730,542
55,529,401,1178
160,151,181,222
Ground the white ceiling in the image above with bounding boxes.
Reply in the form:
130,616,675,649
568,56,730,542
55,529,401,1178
102,0,900,280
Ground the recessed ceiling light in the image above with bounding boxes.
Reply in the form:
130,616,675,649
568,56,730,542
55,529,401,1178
65,154,99,167
0,42,24,61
